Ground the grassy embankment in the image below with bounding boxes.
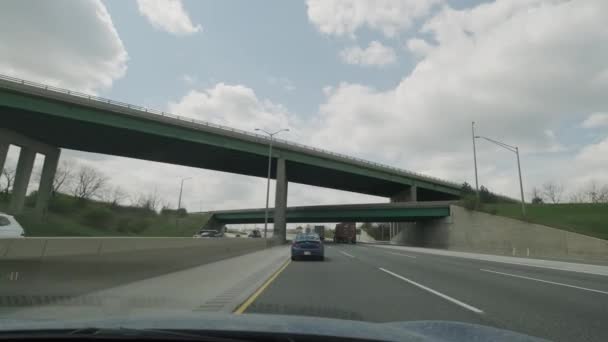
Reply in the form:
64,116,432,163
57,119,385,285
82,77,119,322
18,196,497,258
0,193,211,237
477,203,608,240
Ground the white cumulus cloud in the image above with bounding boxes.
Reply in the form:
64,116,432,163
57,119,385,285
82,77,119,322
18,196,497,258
136,0,202,35
168,83,295,133
306,0,442,38
310,0,608,197
581,112,608,129
340,41,397,66
406,38,432,57
0,0,127,93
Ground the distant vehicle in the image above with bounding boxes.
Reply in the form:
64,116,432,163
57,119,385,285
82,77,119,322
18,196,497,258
334,222,356,244
0,212,25,238
193,229,224,238
314,225,325,241
248,230,262,238
305,226,311,234
291,233,324,261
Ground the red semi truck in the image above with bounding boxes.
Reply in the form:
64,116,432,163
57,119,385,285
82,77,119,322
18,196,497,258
334,222,356,244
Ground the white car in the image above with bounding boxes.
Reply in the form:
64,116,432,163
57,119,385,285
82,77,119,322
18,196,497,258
0,212,25,238
193,229,224,238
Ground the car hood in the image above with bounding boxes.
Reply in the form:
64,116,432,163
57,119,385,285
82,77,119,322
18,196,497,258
0,311,546,341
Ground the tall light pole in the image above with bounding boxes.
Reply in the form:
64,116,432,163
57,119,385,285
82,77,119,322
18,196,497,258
177,177,192,210
475,135,526,216
472,122,479,199
255,128,289,238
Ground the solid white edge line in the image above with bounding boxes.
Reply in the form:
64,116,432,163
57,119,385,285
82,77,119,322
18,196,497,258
480,269,608,295
339,251,355,258
370,245,608,277
388,252,417,258
379,268,484,314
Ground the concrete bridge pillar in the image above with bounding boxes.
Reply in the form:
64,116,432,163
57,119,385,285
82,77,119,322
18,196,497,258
2,128,61,216
273,157,288,243
390,185,417,203
0,142,9,173
9,146,36,214
35,148,60,216
389,185,417,240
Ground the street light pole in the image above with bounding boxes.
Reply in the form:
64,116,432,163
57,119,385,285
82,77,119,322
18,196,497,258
472,122,479,200
255,128,289,239
475,135,526,216
515,146,526,216
177,177,191,210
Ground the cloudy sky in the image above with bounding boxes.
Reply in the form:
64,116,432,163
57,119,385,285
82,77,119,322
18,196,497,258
2,0,608,215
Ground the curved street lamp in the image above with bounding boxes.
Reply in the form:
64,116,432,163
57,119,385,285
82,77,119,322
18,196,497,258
475,135,526,216
255,128,290,238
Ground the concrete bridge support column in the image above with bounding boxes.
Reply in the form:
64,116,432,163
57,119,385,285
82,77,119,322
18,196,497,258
2,128,62,216
389,185,418,240
9,146,36,214
390,185,417,203
0,142,9,173
35,148,60,216
273,157,288,243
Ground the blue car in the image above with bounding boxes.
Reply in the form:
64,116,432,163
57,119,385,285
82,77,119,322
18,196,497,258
291,233,324,261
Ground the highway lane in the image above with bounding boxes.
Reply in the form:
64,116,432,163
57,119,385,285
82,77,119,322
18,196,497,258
245,243,608,342
245,245,489,323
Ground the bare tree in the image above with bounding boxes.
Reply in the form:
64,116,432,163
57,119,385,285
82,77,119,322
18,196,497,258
52,160,74,196
530,186,543,204
72,166,108,200
568,181,608,203
584,180,601,203
598,184,608,203
542,181,564,204
101,185,128,206
1,167,15,195
110,186,128,206
568,190,587,203
135,188,161,212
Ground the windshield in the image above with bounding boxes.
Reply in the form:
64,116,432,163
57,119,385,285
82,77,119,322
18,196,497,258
0,216,10,226
1,1,607,342
295,233,320,241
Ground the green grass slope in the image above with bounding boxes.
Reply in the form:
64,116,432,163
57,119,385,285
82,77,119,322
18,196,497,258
0,193,211,237
480,203,608,240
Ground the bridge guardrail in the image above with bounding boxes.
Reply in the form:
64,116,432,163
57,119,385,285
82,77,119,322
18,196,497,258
0,74,461,189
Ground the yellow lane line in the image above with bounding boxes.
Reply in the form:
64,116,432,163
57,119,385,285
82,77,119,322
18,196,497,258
233,259,291,314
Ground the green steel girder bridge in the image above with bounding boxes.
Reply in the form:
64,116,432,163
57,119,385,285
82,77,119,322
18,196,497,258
0,75,461,240
205,202,452,225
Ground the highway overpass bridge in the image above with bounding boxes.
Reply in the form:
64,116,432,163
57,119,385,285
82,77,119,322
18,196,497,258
0,75,461,240
204,202,452,226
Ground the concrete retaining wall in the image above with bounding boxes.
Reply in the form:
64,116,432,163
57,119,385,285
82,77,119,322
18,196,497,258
0,237,272,260
392,205,608,262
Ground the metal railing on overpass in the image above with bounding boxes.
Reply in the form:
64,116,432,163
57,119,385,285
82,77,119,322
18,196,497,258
0,74,461,189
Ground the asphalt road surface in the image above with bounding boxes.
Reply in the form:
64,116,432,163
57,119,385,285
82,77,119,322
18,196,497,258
245,243,608,342
1,242,607,342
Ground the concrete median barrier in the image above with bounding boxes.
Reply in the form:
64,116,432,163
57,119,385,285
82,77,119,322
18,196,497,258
0,237,272,260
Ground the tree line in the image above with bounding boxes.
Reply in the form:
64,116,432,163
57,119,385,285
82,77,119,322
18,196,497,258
1,161,174,212
529,180,608,204
459,180,608,205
